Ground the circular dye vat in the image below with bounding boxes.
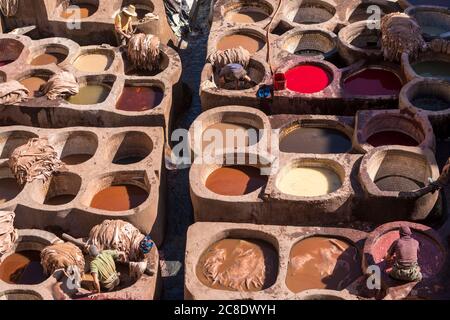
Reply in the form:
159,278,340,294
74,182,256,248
343,68,402,96
90,184,148,211
30,52,66,66
205,166,267,196
60,3,97,19
66,84,111,105
286,236,361,293
0,178,23,204
19,76,47,97
371,230,445,278
280,126,352,154
0,251,47,285
73,53,112,72
277,166,342,197
285,65,331,94
217,34,265,54
412,95,449,111
196,238,278,292
367,131,419,147
0,60,15,67
412,61,450,81
61,154,93,165
374,174,424,192
202,122,257,150
225,8,269,23
44,194,76,206
116,86,164,112
292,4,335,24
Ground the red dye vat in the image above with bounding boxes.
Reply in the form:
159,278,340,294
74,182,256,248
343,68,402,96
285,65,331,94
0,60,14,67
367,131,419,147
372,230,445,278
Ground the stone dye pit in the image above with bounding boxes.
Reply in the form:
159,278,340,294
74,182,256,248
285,64,331,93
116,86,164,112
205,166,267,196
276,166,342,197
19,76,48,98
66,83,112,105
73,53,113,72
30,52,67,66
412,60,450,81
196,238,278,292
343,68,402,96
279,125,352,154
286,236,361,293
90,184,149,211
0,251,46,285
216,33,265,54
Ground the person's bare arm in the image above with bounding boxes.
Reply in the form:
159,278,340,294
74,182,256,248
91,273,101,293
385,241,397,261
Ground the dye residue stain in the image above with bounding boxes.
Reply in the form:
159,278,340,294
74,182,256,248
226,9,269,23
61,154,93,165
30,52,66,66
286,237,361,293
205,166,267,196
19,76,47,97
367,131,419,147
66,84,111,105
371,230,445,278
217,34,264,54
0,178,23,204
0,251,47,285
60,4,97,19
280,127,352,154
90,185,148,211
285,65,331,94
116,86,164,112
202,122,257,151
0,60,14,67
412,61,450,81
343,68,402,96
412,95,449,111
276,167,342,197
196,239,278,292
73,54,111,72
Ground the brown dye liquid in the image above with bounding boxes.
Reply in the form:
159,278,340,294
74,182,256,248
0,251,46,285
30,53,66,66
205,166,267,196
61,154,93,165
286,237,360,293
19,76,47,97
217,34,264,54
60,4,97,19
374,175,424,192
0,178,23,204
90,185,148,211
196,239,278,292
226,9,269,23
44,194,76,206
202,122,256,151
66,84,111,105
280,127,352,154
116,86,164,112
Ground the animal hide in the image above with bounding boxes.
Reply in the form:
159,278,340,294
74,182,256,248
0,211,17,257
41,71,79,100
127,33,161,71
0,81,29,105
207,46,251,70
41,242,85,277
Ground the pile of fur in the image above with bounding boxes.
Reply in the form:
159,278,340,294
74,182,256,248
0,211,17,257
40,242,85,277
381,12,427,62
86,220,146,262
41,71,79,100
207,46,250,70
9,138,64,185
127,33,161,71
0,0,19,17
0,81,29,105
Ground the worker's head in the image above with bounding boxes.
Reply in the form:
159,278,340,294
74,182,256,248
139,235,154,255
399,226,412,238
88,244,100,257
122,5,137,17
